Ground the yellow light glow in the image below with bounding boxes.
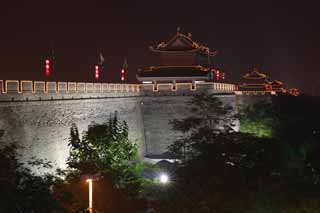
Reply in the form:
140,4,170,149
5,80,20,94
20,80,33,93
68,82,77,93
0,80,3,93
102,83,109,92
191,83,196,91
34,81,46,93
94,83,101,93
58,82,67,93
45,81,57,93
86,179,93,211
153,84,158,92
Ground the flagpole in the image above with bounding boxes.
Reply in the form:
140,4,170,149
98,52,105,83
50,40,55,80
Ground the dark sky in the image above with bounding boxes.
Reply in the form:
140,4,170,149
0,0,319,94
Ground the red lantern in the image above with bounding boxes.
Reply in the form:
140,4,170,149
216,69,220,81
121,69,125,82
265,84,272,91
45,59,50,77
95,65,99,80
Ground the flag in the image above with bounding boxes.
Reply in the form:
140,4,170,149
121,58,128,83
99,52,105,65
50,40,55,61
123,58,128,71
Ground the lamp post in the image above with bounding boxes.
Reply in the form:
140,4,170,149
86,179,93,213
81,174,99,213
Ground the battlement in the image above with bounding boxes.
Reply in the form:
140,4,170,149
0,79,237,172
0,80,236,101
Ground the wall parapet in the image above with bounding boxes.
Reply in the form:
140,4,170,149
0,80,236,101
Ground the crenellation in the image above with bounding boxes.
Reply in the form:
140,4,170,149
159,84,172,91
102,83,109,92
68,82,77,93
94,83,102,92
0,79,239,173
108,84,115,92
77,82,86,92
0,80,236,102
6,80,20,93
21,81,33,93
86,83,94,93
58,82,68,93
0,80,3,93
7,83,227,96
34,81,45,93
47,82,57,93
117,84,123,92
125,84,130,92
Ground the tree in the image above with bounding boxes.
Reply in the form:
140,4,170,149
239,100,278,138
0,130,65,213
168,93,236,161
67,114,144,194
240,95,320,180
158,94,320,213
59,114,149,212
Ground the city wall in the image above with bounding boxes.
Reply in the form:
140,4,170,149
0,80,237,172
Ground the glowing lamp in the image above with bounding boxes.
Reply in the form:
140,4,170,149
121,68,125,82
94,65,99,80
221,72,225,80
159,173,169,184
86,179,93,213
216,70,220,81
45,59,50,77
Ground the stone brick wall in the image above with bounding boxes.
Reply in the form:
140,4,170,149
0,80,236,173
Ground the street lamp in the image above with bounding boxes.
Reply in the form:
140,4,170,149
158,173,169,184
86,179,93,213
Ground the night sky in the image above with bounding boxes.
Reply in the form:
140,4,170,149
0,0,319,94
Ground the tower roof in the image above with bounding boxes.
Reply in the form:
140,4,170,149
138,66,208,77
271,80,283,86
149,30,218,56
243,68,267,79
136,66,209,82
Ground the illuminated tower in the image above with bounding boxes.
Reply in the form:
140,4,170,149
136,29,218,84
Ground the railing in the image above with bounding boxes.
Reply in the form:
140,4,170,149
0,80,141,94
0,80,236,102
0,80,236,94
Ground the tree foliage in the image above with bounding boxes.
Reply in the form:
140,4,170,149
0,132,64,212
169,93,236,160
240,95,320,177
67,114,143,194
157,94,320,213
239,100,278,138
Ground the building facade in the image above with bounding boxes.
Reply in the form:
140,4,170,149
136,30,224,89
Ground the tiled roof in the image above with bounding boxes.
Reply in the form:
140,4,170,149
271,80,283,85
243,70,267,79
150,31,218,56
138,66,209,77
